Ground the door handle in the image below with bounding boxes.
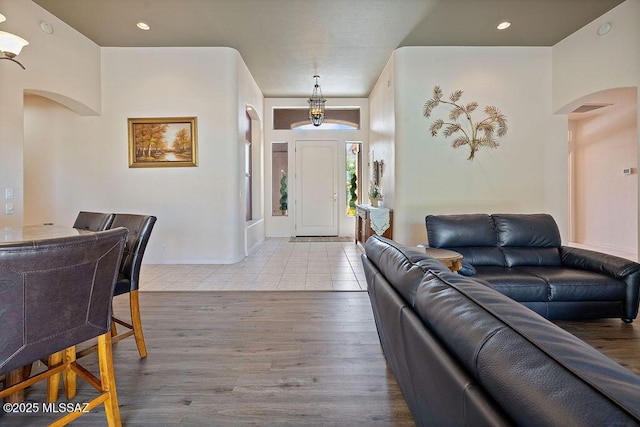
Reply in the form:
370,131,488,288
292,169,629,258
333,193,337,201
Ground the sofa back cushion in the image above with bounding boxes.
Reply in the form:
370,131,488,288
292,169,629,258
426,214,505,266
493,214,562,266
364,235,442,305
413,269,640,425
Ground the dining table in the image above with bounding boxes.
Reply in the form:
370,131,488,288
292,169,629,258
1,224,92,244
1,224,95,403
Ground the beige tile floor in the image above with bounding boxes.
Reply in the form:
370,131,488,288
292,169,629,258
140,237,367,291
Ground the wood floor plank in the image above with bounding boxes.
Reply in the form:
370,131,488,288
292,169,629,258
0,292,414,426
4,290,639,426
554,318,640,375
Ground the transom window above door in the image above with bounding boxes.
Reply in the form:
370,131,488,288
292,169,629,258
273,108,360,130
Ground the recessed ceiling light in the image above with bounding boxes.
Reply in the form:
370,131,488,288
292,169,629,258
136,22,150,31
40,21,53,34
497,21,511,30
597,22,612,36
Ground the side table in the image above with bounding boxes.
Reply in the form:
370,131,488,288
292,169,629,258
422,247,463,273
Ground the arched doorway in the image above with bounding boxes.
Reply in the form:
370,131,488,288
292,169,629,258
566,87,638,260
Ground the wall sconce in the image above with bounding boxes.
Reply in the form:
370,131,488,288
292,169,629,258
0,13,29,70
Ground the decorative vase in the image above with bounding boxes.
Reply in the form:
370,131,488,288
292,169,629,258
370,198,379,207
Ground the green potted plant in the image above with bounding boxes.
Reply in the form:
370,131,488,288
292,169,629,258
368,183,383,207
279,171,288,215
348,171,358,215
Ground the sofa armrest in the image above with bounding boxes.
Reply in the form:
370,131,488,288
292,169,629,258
560,246,639,279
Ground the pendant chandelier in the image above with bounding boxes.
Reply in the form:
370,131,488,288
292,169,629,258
307,75,326,127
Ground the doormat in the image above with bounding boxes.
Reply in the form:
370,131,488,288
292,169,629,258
289,236,353,243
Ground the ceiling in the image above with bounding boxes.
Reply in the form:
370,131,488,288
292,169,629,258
32,0,624,98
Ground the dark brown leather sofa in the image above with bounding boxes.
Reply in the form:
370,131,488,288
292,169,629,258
362,235,640,426
426,213,640,322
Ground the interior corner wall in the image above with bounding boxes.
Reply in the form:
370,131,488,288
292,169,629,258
390,46,567,247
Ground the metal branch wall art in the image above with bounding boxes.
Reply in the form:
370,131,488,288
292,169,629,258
423,86,508,161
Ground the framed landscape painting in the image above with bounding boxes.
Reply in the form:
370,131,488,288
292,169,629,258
128,117,198,168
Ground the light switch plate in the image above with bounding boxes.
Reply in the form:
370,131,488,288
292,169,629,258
5,203,14,215
5,188,13,200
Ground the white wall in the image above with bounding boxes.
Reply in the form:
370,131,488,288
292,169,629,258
23,94,86,225
263,98,369,238
569,89,637,254
383,46,566,246
368,54,396,211
552,0,640,115
23,46,263,264
553,0,640,255
236,54,266,254
0,0,101,227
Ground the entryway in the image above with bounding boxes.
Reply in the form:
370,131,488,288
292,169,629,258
294,140,338,236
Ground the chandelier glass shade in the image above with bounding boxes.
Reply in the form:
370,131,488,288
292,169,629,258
0,14,29,69
307,75,326,127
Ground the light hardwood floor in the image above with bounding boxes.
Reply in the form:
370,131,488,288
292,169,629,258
0,292,414,426
555,318,640,375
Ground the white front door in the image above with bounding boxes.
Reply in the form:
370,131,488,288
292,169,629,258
295,140,338,236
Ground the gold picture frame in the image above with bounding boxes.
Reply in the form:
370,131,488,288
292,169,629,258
128,117,198,168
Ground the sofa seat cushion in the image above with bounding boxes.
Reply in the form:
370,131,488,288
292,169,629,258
516,266,627,302
474,266,550,301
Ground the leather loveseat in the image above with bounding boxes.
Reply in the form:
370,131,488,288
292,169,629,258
425,213,640,322
362,235,640,426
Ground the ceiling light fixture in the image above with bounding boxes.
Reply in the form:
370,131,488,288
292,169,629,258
137,22,150,31
0,13,29,70
308,75,326,127
597,22,612,35
40,20,53,34
497,21,511,30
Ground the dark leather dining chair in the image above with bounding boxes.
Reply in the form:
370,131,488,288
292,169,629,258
0,228,127,426
108,214,157,358
73,211,115,231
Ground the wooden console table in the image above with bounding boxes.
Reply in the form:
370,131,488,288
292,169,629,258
355,204,393,246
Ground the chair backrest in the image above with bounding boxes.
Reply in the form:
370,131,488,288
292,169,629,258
73,211,115,231
0,228,127,374
109,214,157,293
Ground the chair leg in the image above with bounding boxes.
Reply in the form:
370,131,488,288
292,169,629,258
5,368,26,403
47,351,63,403
130,290,148,358
63,346,77,400
111,319,118,337
22,363,32,379
97,333,122,427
